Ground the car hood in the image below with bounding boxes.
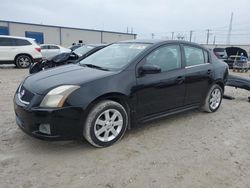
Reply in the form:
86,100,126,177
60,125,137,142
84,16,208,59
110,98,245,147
23,64,116,95
225,47,248,58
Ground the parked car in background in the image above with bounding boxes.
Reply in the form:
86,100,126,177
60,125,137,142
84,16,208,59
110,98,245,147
40,44,71,59
213,48,227,59
0,35,42,68
29,44,107,74
228,55,249,72
224,47,248,68
73,44,107,60
69,43,84,51
14,40,228,147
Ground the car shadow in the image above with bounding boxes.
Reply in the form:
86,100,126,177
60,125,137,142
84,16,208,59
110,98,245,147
127,109,199,135
0,65,16,69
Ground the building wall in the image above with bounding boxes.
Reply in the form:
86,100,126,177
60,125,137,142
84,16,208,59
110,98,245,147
8,23,61,44
0,20,136,47
61,28,101,46
102,32,135,43
0,22,8,27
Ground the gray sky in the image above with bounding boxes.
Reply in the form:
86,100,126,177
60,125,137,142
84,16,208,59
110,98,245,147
1,0,250,44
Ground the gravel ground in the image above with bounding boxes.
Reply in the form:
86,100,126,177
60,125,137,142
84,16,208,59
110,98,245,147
0,66,249,188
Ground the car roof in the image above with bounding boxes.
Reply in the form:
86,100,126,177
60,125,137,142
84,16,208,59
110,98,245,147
120,39,164,44
119,39,205,47
40,44,60,46
87,44,108,47
0,35,34,41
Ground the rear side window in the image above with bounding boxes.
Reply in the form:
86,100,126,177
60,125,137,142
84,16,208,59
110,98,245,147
14,39,31,46
0,37,14,46
41,45,49,49
183,46,205,67
49,45,60,49
0,38,31,46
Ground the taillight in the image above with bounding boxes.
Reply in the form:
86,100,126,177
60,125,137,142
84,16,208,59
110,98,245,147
35,47,41,52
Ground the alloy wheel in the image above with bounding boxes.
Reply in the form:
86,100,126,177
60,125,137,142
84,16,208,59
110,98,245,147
94,109,123,142
209,88,222,110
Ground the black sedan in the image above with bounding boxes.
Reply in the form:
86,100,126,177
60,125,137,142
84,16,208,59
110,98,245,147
14,40,229,147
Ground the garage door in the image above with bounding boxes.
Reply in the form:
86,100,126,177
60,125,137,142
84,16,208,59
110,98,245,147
25,31,44,44
0,26,9,35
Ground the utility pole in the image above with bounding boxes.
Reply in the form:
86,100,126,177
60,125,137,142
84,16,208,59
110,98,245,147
189,30,193,42
171,32,174,40
151,33,155,39
213,35,216,45
226,12,234,45
126,27,129,33
131,27,133,34
206,29,210,44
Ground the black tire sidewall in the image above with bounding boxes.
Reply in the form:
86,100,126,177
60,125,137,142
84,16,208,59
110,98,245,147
16,55,32,68
87,102,128,147
208,85,223,112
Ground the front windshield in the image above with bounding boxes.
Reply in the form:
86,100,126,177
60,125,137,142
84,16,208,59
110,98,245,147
79,43,150,70
73,45,94,56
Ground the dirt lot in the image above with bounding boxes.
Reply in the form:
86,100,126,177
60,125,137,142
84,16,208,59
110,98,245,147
0,66,249,188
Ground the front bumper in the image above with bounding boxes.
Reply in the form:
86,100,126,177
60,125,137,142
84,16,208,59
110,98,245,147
14,94,84,140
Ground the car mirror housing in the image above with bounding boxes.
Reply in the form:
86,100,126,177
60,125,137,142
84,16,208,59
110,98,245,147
139,65,161,75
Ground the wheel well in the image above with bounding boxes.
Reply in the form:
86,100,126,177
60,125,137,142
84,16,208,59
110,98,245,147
85,93,132,128
14,53,33,63
215,81,225,92
87,93,131,113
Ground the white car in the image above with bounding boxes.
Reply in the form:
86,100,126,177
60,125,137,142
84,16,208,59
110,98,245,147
40,44,71,60
0,35,42,68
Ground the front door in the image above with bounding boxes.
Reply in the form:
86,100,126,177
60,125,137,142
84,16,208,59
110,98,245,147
136,44,186,119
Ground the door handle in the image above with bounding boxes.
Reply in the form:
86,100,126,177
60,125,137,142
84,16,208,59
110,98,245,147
207,69,212,75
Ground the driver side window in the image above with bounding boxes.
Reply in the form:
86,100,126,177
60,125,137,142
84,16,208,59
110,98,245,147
145,45,181,72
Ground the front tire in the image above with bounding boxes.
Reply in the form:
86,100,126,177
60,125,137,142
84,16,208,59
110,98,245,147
15,55,32,68
83,100,128,147
202,84,223,113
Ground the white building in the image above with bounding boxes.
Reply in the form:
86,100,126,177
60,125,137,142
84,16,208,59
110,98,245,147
0,20,136,47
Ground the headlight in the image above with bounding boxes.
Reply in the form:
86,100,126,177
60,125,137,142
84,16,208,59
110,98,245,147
40,85,80,108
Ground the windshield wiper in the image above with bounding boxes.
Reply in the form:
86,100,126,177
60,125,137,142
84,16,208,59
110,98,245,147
81,64,110,71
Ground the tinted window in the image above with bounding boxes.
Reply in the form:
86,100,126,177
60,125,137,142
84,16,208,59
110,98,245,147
41,45,49,49
184,46,205,66
14,39,31,46
214,48,225,52
0,37,14,46
145,45,181,72
49,45,60,49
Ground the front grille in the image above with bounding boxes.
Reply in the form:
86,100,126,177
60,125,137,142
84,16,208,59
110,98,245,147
18,85,34,104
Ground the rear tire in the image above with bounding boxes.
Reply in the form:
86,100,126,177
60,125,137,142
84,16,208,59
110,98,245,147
83,100,128,147
15,55,32,68
202,84,223,113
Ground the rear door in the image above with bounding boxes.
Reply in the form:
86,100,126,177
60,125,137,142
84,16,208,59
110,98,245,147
182,44,213,105
136,44,186,118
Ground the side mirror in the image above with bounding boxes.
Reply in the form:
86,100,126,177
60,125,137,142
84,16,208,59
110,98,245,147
139,65,161,75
